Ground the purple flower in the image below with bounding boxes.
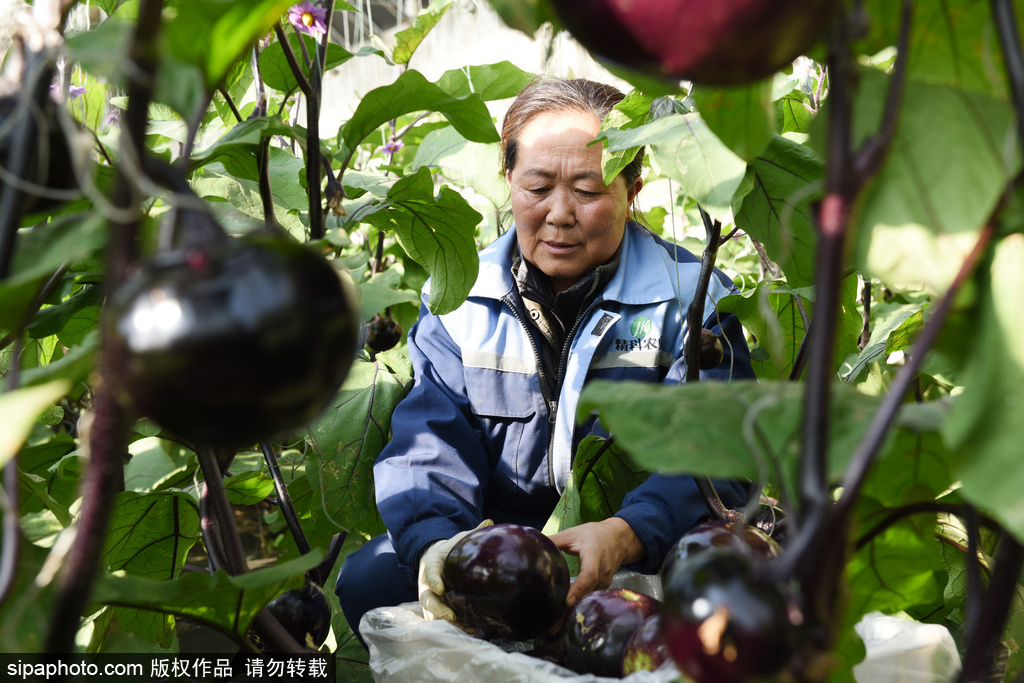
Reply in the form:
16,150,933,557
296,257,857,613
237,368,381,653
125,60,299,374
287,1,327,37
68,85,87,100
104,110,120,127
383,139,404,156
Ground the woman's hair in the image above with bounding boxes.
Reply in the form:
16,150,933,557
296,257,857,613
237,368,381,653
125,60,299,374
500,77,646,188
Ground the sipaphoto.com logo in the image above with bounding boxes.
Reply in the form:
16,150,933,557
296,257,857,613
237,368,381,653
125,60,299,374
629,316,652,339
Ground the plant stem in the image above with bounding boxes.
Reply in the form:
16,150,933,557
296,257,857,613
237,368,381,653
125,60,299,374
990,0,1024,161
858,276,871,349
685,206,722,383
0,56,55,280
958,531,1024,682
218,86,244,123
45,0,165,655
195,445,305,653
260,440,311,556
312,532,348,587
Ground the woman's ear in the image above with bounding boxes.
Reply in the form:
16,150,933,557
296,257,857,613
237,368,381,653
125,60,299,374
627,176,644,204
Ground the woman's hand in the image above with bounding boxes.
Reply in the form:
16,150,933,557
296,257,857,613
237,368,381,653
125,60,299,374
549,517,645,609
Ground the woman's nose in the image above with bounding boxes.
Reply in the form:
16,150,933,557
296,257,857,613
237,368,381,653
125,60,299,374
547,188,576,227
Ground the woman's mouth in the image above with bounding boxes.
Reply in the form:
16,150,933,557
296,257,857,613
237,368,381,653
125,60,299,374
543,241,578,255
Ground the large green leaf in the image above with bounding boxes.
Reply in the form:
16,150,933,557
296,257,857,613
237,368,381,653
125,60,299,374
859,0,1011,98
599,112,748,222
435,61,535,101
827,69,1020,292
165,0,294,91
411,126,506,209
393,0,454,66
578,380,946,507
104,491,201,581
335,69,500,175
692,79,775,162
735,134,824,288
92,552,320,638
945,234,1024,541
308,353,413,538
363,167,482,315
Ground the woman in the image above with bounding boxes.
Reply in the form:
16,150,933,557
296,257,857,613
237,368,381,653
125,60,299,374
336,77,753,646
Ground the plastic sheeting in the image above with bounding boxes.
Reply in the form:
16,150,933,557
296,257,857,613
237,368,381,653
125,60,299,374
852,611,962,683
361,572,681,683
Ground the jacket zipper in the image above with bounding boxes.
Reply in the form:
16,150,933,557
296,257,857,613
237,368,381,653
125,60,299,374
503,295,604,489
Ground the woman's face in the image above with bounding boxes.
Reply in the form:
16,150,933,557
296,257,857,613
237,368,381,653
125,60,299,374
507,109,643,293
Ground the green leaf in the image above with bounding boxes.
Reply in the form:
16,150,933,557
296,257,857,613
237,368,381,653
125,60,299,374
411,125,506,209
18,471,73,528
599,112,747,222
103,491,201,581
20,330,99,387
735,134,824,288
165,0,294,91
578,380,937,504
858,0,1010,98
775,89,814,136
435,61,535,101
1,214,106,329
307,354,414,538
487,0,561,37
190,115,302,177
259,34,373,93
27,285,103,340
718,281,811,381
595,90,653,186
365,167,482,315
692,79,775,162
357,267,421,321
393,0,454,66
93,551,320,637
834,69,1020,292
335,69,500,174
945,234,1024,541
193,152,308,238
574,437,651,524
224,470,276,505
0,380,72,469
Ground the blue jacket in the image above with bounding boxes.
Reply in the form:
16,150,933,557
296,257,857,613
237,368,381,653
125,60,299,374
374,222,754,576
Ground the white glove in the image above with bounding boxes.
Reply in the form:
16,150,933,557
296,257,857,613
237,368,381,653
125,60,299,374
417,519,494,623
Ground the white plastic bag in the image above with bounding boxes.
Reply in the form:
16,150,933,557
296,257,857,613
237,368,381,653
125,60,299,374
852,611,962,683
362,571,678,683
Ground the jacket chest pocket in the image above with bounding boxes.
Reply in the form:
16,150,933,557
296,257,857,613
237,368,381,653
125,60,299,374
464,367,542,496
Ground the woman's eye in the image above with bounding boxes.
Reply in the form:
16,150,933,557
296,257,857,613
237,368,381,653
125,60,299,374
576,189,599,197
527,187,549,195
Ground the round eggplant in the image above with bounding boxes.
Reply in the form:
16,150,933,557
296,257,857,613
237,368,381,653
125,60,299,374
548,0,841,86
441,523,570,641
559,588,660,677
252,580,332,651
661,520,781,580
107,231,359,448
621,613,670,675
660,549,803,683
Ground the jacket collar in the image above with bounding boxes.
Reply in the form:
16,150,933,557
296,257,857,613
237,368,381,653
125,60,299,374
468,222,679,305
